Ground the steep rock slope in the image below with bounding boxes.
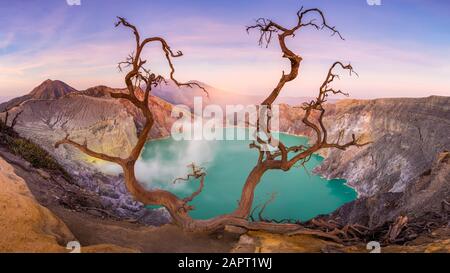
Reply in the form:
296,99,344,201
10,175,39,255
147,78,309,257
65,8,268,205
0,157,74,252
0,155,138,253
13,94,138,160
280,96,450,197
0,83,179,224
6,86,178,162
326,151,449,228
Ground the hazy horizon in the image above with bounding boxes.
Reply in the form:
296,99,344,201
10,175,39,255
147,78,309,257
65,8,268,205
1,0,449,99
1,77,446,106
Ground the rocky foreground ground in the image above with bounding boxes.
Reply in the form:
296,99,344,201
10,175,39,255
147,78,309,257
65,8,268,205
2,151,449,253
1,152,448,253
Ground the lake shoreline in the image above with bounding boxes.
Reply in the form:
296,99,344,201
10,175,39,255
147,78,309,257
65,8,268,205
139,128,357,221
144,126,361,199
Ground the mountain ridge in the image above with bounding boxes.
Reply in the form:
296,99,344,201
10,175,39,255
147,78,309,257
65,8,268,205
0,78,368,113
0,79,77,112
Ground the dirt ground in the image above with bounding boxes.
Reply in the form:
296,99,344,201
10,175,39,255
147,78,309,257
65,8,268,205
50,207,240,253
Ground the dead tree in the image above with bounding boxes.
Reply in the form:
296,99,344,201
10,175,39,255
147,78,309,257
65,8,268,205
56,8,368,240
1,108,23,131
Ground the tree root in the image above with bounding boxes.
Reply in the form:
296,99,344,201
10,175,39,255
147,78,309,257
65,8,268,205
287,228,344,244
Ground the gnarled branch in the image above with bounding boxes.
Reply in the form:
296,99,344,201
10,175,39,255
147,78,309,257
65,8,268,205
55,134,125,165
173,163,207,206
54,7,370,241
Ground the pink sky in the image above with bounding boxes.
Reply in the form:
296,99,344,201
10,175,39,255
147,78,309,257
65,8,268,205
0,1,449,99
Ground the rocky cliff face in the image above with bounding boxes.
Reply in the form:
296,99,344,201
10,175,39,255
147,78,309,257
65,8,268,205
0,156,137,253
0,84,177,224
279,96,450,198
8,86,176,161
326,151,449,228
0,156,74,252
14,94,138,160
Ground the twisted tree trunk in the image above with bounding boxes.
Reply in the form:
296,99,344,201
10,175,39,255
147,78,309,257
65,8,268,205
56,7,369,240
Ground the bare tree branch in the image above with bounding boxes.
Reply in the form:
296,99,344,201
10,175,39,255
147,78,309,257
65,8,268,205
173,163,207,206
53,7,370,240
258,192,277,221
55,134,124,165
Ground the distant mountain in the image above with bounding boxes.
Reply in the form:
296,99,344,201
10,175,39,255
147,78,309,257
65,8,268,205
78,85,117,98
151,80,259,109
275,96,339,105
29,79,77,100
151,80,336,109
0,96,13,103
1,78,323,113
0,79,77,112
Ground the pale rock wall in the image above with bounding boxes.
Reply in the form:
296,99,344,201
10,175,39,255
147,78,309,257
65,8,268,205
0,156,75,252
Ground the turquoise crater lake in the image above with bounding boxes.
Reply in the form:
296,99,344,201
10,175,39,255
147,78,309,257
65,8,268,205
140,128,356,221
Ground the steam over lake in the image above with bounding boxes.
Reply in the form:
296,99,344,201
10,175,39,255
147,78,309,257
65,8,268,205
138,128,357,221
